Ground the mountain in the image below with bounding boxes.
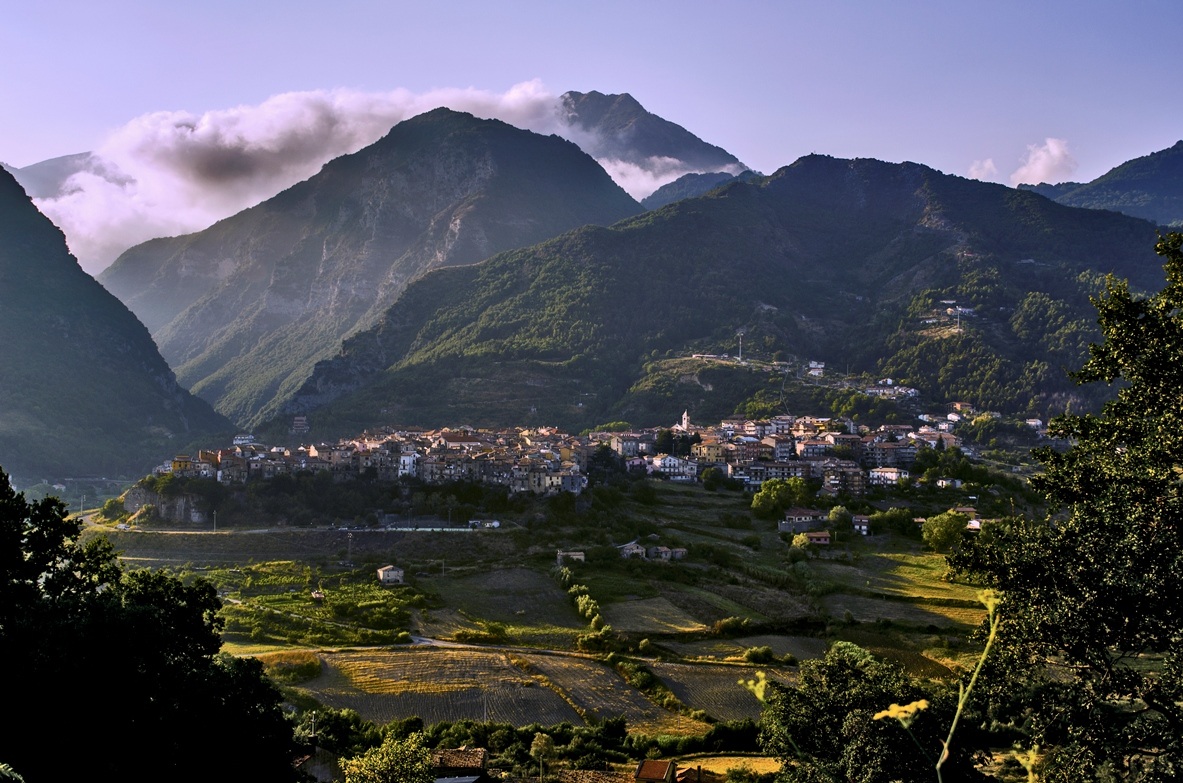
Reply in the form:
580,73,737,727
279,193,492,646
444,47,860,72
641,170,763,210
0,169,230,483
1,152,103,199
1020,140,1183,226
277,155,1161,437
98,108,644,428
561,91,747,173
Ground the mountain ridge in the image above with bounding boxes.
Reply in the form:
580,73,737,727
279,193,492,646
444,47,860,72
0,169,231,481
99,108,645,428
271,154,1160,438
1020,140,1183,225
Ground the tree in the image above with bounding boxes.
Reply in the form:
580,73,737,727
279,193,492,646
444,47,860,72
922,510,969,554
343,732,432,783
759,642,983,782
950,233,1183,780
751,478,808,519
530,732,555,781
701,466,724,491
828,505,852,527
0,467,295,782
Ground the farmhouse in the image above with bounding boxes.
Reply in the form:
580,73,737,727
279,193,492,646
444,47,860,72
636,759,677,783
376,565,404,585
432,746,489,781
804,531,831,546
779,507,826,533
618,542,647,559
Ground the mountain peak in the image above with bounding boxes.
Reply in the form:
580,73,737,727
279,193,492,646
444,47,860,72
99,110,643,428
559,90,745,173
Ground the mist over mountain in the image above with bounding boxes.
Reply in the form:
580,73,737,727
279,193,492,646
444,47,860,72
641,170,764,210
99,108,644,429
561,91,746,172
1020,140,1183,226
277,154,1160,438
15,86,747,272
1,152,106,198
0,169,230,482
561,91,749,197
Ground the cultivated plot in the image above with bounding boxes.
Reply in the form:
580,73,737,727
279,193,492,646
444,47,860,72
519,653,708,736
661,634,827,662
302,648,581,726
429,568,585,629
649,661,787,722
600,596,709,635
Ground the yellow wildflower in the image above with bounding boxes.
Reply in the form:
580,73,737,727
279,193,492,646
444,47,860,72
873,699,929,727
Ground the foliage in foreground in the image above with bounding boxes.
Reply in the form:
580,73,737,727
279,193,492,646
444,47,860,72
953,233,1183,781
758,642,987,783
0,467,295,782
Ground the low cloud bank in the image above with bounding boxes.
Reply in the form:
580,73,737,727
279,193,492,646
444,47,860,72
967,137,1078,187
1009,138,1077,186
33,81,719,273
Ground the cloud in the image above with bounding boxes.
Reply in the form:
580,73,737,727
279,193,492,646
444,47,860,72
1009,138,1077,186
34,81,733,274
598,157,746,200
36,82,589,273
968,158,999,181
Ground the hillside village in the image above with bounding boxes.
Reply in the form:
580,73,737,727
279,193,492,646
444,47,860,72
156,404,990,504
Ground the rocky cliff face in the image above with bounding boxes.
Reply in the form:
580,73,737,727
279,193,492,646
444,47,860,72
0,169,231,481
99,108,643,428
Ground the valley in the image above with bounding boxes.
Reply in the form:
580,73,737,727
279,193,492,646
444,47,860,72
4,74,1183,780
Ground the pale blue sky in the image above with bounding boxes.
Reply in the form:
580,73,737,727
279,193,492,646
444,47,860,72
2,0,1180,183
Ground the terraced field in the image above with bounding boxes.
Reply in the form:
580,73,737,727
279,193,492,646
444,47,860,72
425,568,585,646
600,596,709,635
301,648,581,726
296,646,711,735
519,653,708,736
819,593,984,628
649,661,789,722
661,634,827,661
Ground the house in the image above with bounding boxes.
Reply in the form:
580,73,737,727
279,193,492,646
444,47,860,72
432,747,489,782
804,530,831,545
869,466,909,486
556,550,586,566
676,767,724,783
618,542,647,559
852,515,871,536
636,759,677,783
377,565,404,585
779,508,826,533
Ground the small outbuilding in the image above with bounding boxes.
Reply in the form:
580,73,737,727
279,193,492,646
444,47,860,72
377,565,405,585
